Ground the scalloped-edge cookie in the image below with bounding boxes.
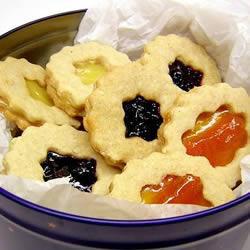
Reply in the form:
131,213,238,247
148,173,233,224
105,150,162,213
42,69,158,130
46,42,131,117
84,60,181,167
141,34,221,92
2,123,120,195
109,152,235,206
162,83,250,188
0,57,79,130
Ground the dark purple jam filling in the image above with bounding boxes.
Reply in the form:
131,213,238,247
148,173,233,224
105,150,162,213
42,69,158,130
41,151,97,192
169,59,203,92
122,95,163,141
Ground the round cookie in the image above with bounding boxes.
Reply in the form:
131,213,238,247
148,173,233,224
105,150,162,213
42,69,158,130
2,123,120,195
162,83,250,188
109,152,235,206
141,34,221,92
0,57,79,130
84,61,181,167
46,42,131,117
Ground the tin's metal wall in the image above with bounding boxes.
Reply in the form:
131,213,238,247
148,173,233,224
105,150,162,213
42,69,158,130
0,214,249,250
0,10,85,65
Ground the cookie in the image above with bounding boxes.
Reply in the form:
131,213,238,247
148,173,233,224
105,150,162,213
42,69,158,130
2,123,120,195
84,61,181,167
46,42,131,117
0,57,79,130
162,83,250,188
109,152,235,206
141,34,221,92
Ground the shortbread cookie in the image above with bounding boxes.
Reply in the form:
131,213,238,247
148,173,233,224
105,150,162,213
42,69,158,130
46,42,131,116
162,83,250,188
109,152,235,206
2,123,120,195
85,61,181,167
0,57,79,130
141,35,221,92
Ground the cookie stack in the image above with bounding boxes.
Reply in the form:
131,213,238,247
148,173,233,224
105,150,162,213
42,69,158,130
0,35,249,208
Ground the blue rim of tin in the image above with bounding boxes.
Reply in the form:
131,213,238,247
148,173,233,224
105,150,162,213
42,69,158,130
0,9,249,227
0,187,249,226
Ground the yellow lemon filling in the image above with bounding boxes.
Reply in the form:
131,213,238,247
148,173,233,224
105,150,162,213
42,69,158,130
26,80,53,106
75,61,107,85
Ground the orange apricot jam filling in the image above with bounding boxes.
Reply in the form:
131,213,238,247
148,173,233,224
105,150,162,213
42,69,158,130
182,106,247,167
141,174,212,207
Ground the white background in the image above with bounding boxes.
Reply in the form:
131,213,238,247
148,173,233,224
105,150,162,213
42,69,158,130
0,0,98,35
0,0,249,249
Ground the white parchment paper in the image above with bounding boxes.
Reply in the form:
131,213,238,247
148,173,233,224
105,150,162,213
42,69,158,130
76,0,250,93
0,0,249,220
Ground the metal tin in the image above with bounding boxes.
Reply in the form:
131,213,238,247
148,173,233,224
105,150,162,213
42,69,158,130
0,10,249,250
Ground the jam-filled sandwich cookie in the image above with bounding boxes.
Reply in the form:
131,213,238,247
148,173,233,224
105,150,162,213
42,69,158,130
46,42,131,117
141,34,221,92
109,153,235,206
0,57,79,130
163,83,250,188
2,123,120,195
84,61,180,167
